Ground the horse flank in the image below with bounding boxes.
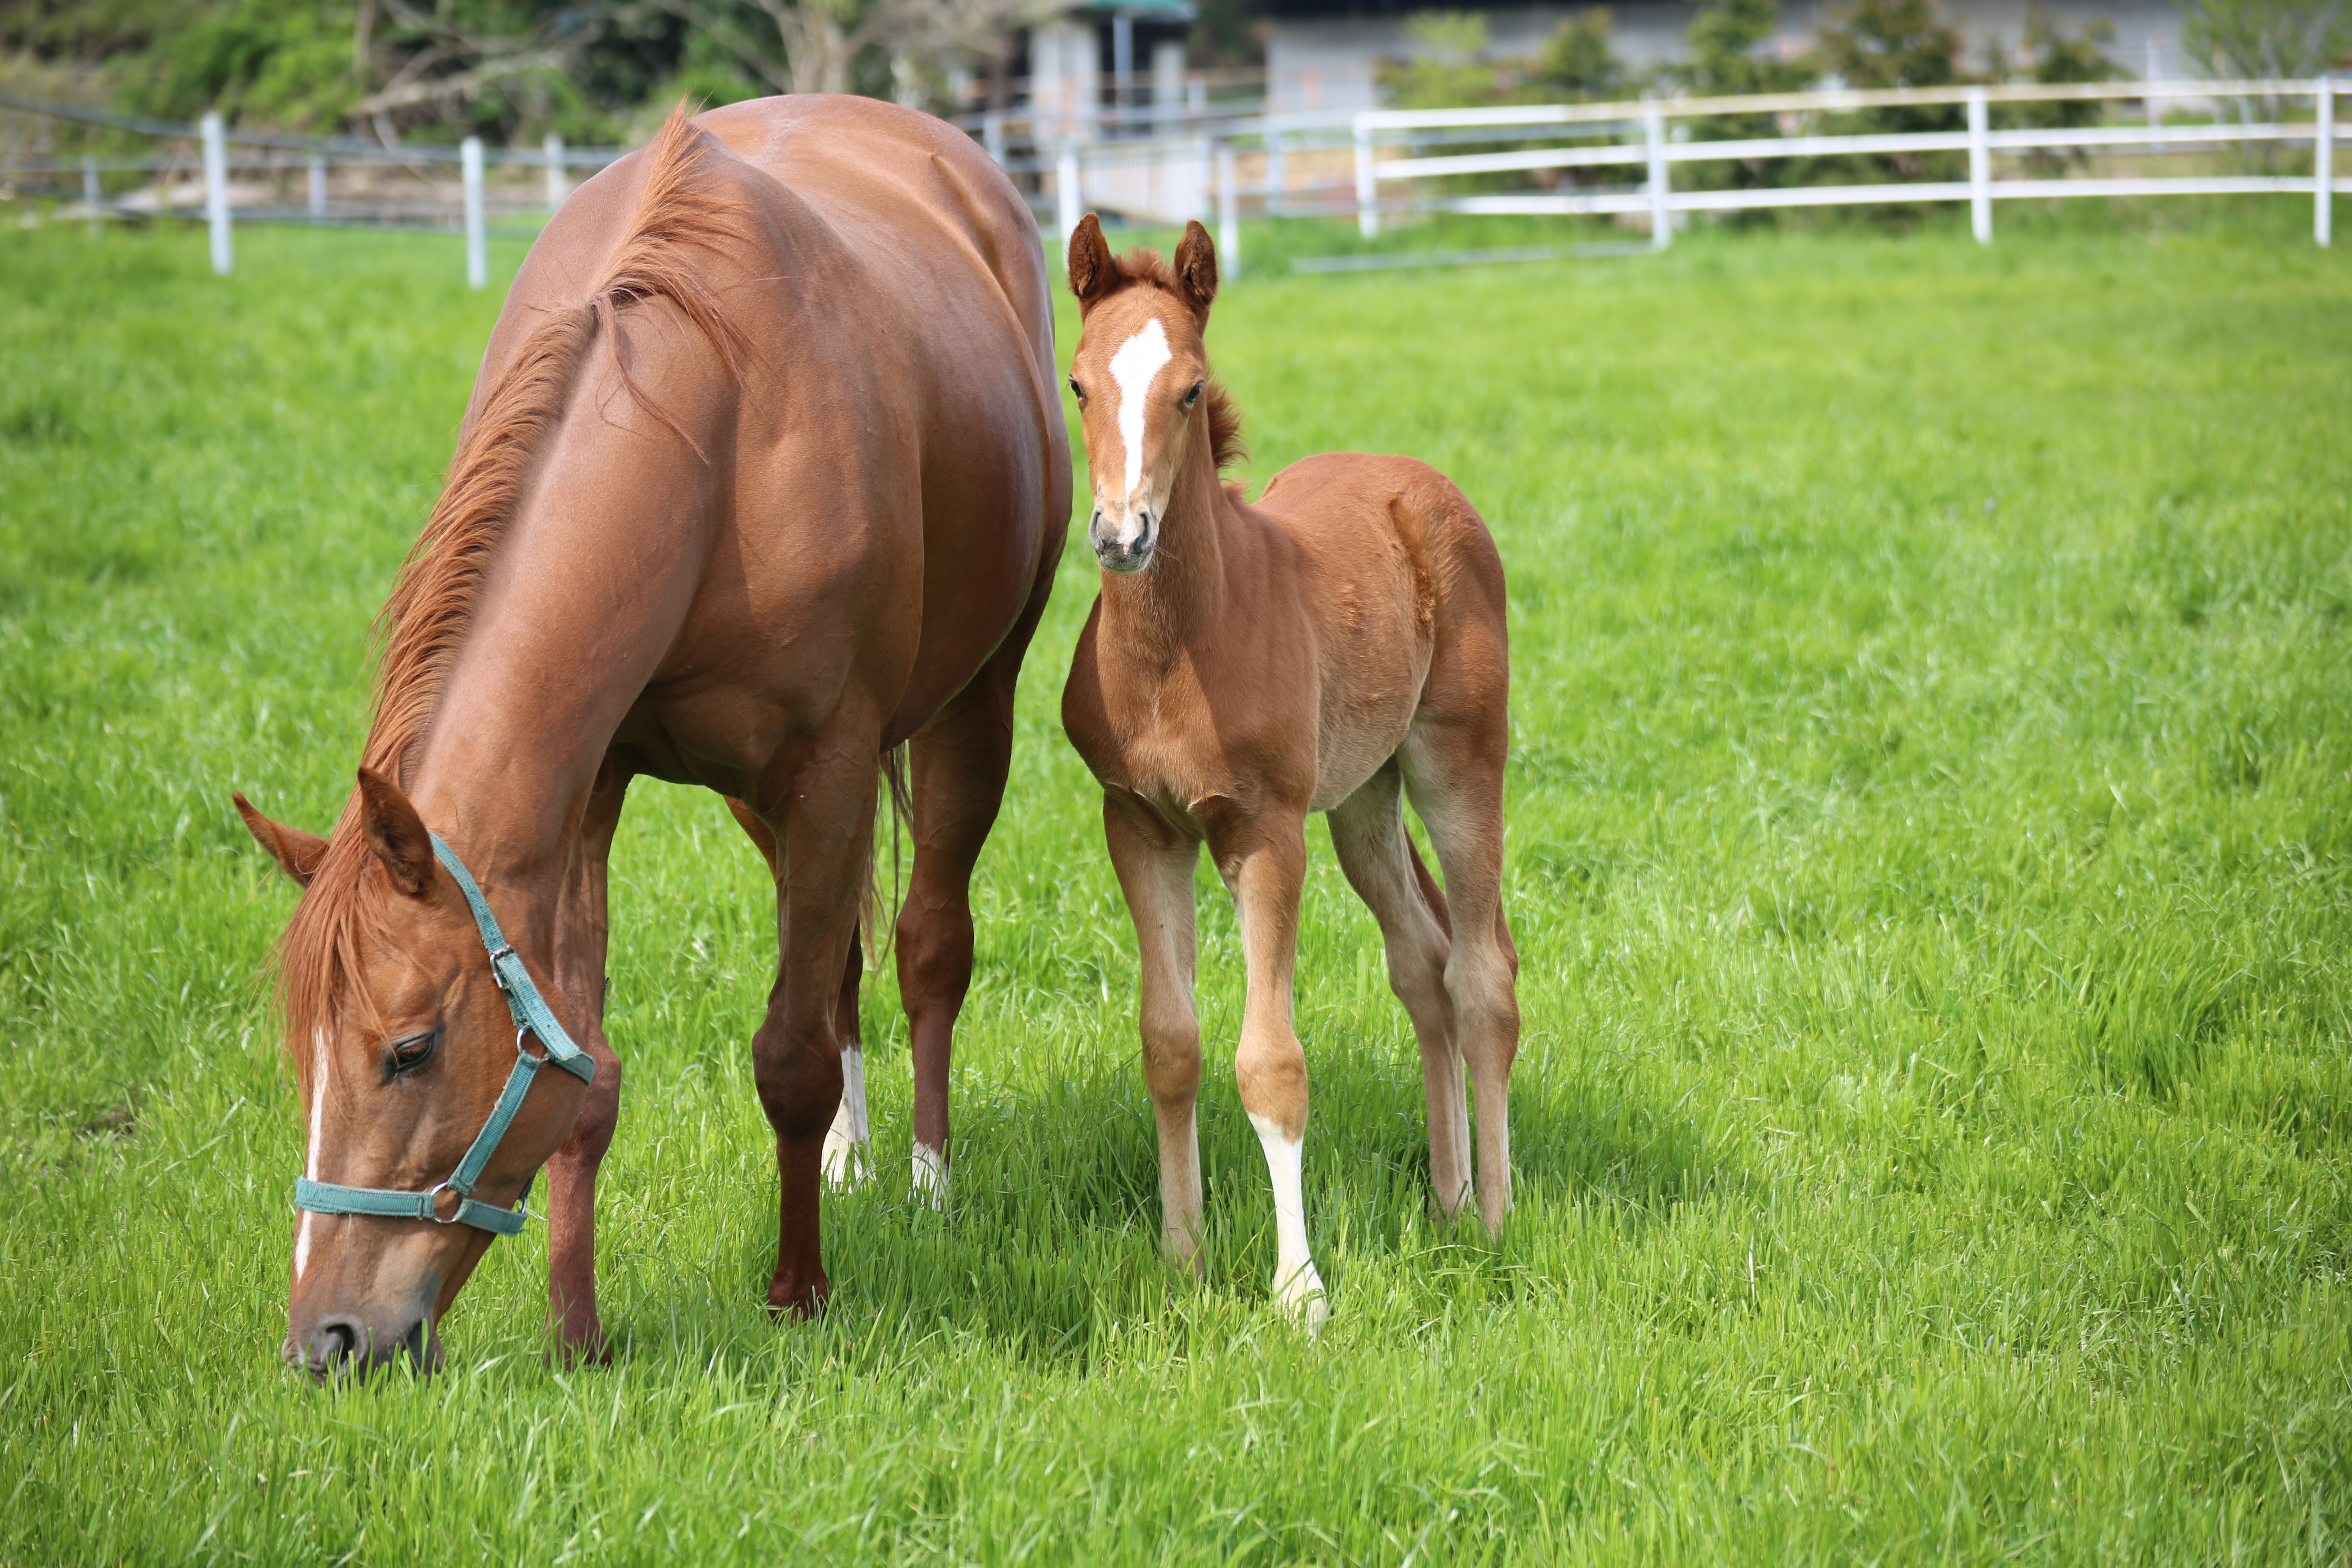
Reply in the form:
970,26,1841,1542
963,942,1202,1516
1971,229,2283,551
277,103,750,1092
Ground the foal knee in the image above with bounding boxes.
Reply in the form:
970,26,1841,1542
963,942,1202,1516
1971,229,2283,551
1139,1006,1202,1107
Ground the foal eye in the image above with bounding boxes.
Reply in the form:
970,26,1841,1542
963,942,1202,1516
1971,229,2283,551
1068,377,1085,402
1182,382,1203,409
388,1031,438,1074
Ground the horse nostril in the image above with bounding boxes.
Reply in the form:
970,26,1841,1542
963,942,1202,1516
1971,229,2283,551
304,1316,361,1376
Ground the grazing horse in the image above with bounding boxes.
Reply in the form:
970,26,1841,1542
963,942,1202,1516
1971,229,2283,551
233,97,1069,1379
1058,217,1519,1329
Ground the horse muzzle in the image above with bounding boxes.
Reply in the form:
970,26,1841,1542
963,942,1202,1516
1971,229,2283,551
285,1310,441,1382
1090,506,1157,574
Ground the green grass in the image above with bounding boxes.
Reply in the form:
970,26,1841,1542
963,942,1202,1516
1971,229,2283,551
3,211,2350,1564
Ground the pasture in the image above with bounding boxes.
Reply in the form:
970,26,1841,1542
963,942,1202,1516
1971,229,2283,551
3,207,2350,1564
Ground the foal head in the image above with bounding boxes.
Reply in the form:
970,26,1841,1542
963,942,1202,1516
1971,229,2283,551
1065,216,1238,574
238,773,590,1380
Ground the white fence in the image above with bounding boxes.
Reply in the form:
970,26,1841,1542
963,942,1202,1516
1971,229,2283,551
4,78,2340,288
1345,79,2343,249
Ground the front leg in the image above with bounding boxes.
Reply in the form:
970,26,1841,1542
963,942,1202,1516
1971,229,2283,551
1204,801,1326,1332
545,762,629,1363
1103,793,1205,1266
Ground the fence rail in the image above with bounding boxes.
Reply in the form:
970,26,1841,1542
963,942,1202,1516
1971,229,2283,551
2,78,2340,286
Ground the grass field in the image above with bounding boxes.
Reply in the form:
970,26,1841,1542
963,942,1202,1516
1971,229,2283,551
4,205,2351,1564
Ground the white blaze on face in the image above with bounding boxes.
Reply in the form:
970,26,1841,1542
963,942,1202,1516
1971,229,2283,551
295,1029,330,1279
1107,317,1173,538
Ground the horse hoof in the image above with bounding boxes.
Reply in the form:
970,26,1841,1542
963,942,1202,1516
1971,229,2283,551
765,1278,831,1321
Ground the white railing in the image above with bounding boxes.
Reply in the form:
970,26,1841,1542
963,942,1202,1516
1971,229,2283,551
1349,79,2343,248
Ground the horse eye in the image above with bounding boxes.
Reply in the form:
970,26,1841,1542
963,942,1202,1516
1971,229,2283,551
1182,382,1203,408
1068,377,1085,402
388,1030,438,1074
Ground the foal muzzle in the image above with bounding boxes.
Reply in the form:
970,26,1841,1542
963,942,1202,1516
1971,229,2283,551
1090,505,1157,574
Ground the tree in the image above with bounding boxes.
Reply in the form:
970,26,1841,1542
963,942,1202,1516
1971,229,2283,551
1378,11,1508,111
1673,0,1811,192
1809,0,1973,189
1530,8,1625,102
650,0,1047,101
2183,0,2351,78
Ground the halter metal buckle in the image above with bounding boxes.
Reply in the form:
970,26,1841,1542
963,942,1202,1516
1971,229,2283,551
486,944,516,991
427,1180,466,1224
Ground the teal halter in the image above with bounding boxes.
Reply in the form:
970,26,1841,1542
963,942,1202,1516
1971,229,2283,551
292,832,596,1237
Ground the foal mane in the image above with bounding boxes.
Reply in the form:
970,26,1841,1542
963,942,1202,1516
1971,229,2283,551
1111,246,1246,476
278,103,751,1086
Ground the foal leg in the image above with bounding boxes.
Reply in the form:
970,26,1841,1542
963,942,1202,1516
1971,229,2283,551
1401,725,1520,1237
1205,804,1327,1330
1103,794,1205,1266
1327,761,1474,1221
729,797,871,1189
893,657,1023,1208
746,739,879,1317
545,761,630,1362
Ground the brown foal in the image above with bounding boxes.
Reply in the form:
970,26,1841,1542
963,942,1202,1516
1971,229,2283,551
235,99,1067,1377
1059,217,1520,1329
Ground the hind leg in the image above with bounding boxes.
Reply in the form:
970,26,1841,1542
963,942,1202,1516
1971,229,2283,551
730,797,871,1188
1400,722,1519,1236
1328,760,1474,1221
893,575,1049,1207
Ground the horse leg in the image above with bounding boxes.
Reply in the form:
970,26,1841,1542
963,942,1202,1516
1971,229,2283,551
1401,720,1520,1238
544,761,630,1363
729,795,872,1188
1102,794,1205,1267
746,739,879,1317
893,565,1053,1206
1204,802,1326,1330
1327,760,1474,1222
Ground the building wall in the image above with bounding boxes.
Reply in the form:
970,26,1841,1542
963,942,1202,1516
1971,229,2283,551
1265,0,2188,113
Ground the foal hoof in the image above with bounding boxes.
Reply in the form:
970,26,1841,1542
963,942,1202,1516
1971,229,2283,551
547,1332,613,1370
1274,1263,1329,1337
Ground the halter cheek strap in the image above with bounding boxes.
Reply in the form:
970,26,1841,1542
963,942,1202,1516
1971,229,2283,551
292,832,597,1237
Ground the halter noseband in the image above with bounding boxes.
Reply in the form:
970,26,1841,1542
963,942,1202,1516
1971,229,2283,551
292,832,597,1237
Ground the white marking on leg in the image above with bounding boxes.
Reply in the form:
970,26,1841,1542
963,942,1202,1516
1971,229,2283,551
295,1029,329,1279
821,1045,872,1189
1248,1112,1328,1333
1108,317,1172,521
911,1141,947,1209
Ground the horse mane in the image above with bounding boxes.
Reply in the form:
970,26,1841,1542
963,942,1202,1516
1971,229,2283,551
277,102,750,1087
1114,245,1246,475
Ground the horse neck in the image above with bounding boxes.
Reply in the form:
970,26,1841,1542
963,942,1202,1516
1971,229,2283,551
1097,423,1236,660
397,494,690,973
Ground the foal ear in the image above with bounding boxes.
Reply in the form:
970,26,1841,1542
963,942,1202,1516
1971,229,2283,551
354,768,437,898
1172,220,1219,322
1067,213,1118,313
233,794,327,887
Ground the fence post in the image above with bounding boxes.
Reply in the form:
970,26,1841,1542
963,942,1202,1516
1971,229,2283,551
2319,78,2334,248
1216,141,1239,275
83,153,100,236
462,136,487,290
1056,146,1082,255
1644,104,1670,249
1968,88,1991,244
1354,116,1377,239
308,156,327,222
201,111,232,275
1267,127,1286,217
544,133,566,212
983,110,1005,167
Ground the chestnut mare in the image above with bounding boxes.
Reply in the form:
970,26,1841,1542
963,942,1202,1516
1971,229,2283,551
234,98,1069,1378
1058,218,1518,1329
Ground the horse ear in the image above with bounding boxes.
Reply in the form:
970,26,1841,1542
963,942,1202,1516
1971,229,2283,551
1067,214,1118,313
1173,220,1219,322
233,793,327,887
354,768,436,898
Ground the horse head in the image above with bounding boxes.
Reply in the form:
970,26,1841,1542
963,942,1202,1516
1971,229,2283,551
237,770,592,1381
